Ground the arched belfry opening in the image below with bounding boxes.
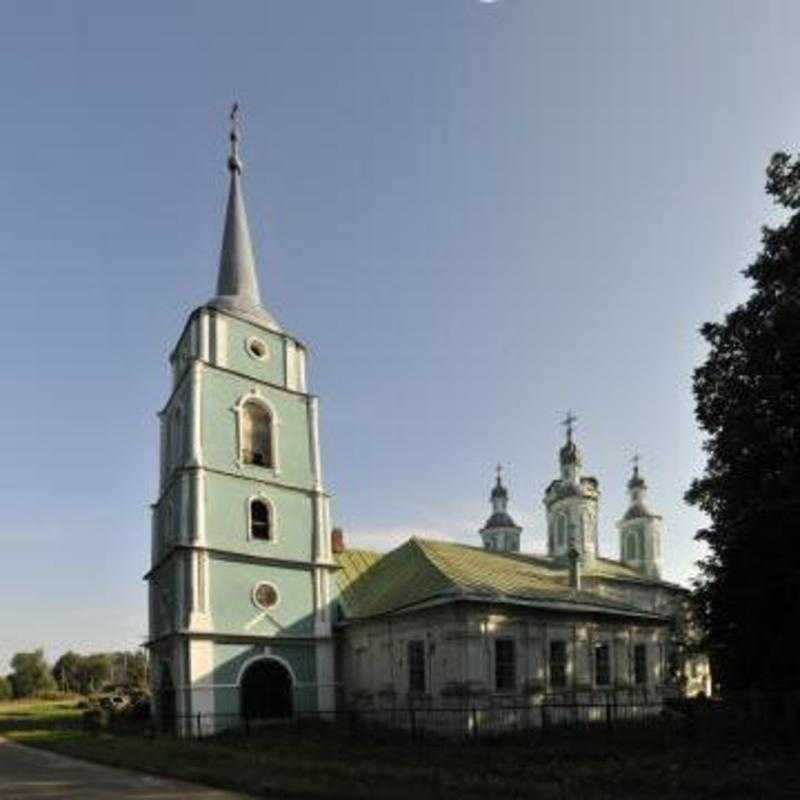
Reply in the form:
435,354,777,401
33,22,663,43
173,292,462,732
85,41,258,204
240,658,293,721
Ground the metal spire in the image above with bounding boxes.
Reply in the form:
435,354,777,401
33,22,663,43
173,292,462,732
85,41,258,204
208,103,282,331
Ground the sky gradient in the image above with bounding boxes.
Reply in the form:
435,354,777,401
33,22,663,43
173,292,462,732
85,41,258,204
1,1,798,671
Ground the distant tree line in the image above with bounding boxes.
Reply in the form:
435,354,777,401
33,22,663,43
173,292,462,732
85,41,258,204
0,648,148,700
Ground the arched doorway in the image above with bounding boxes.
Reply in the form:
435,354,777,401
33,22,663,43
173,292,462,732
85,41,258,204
240,658,293,721
159,662,176,733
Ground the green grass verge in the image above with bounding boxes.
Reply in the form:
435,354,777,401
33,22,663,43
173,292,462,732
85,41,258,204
1,700,798,799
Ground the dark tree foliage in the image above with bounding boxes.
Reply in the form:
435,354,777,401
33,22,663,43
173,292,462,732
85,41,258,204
9,649,55,698
53,651,81,694
687,152,800,692
53,650,148,695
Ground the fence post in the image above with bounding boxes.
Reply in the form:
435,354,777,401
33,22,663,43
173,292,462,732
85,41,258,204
606,697,612,731
410,708,417,742
196,713,202,739
470,707,479,741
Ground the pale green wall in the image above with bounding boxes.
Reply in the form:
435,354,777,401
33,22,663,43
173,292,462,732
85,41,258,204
207,557,315,636
200,369,314,488
210,641,318,717
151,307,329,724
221,317,288,386
202,472,313,562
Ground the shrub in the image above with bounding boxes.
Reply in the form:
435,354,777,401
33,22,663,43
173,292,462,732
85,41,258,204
82,706,111,733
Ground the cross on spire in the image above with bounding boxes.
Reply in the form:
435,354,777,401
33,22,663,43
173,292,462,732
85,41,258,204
561,411,578,443
208,102,282,331
228,101,242,174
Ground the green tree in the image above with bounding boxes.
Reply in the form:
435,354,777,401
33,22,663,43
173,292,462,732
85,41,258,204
76,654,112,694
687,151,800,693
0,675,12,701
9,650,55,698
125,651,149,689
53,651,81,694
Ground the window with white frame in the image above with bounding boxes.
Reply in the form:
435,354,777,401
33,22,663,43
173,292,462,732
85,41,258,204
557,514,567,548
241,400,273,467
250,499,272,541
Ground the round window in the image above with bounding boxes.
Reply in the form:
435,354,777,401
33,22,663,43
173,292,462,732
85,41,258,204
252,582,279,610
246,337,269,361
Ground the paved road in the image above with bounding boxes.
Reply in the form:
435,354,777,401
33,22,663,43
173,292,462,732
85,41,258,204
0,738,247,799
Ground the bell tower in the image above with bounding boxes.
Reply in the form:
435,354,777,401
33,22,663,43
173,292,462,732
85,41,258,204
146,107,337,734
543,414,599,564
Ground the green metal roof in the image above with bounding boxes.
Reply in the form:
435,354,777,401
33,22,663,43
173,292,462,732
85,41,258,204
334,538,670,621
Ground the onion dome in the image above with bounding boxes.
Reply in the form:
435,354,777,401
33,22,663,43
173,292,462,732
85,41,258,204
628,461,646,491
623,457,659,520
482,467,520,530
559,412,582,467
559,438,581,466
491,473,508,500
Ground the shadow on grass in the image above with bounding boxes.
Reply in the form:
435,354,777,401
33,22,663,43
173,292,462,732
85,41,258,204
3,701,800,800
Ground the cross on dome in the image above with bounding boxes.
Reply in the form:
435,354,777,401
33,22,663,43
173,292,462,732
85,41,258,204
628,451,646,489
561,411,578,443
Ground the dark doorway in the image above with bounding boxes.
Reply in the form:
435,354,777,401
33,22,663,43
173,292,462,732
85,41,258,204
240,658,293,721
159,662,176,733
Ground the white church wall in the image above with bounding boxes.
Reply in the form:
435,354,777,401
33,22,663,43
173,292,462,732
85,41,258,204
338,603,673,715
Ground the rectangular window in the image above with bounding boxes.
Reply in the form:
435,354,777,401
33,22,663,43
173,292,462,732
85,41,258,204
408,641,426,694
549,640,567,688
495,639,516,692
634,644,647,686
595,643,611,687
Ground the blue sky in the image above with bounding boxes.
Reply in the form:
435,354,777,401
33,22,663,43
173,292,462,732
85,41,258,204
1,1,798,670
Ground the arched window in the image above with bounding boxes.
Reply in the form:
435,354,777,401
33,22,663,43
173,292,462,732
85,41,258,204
241,401,272,467
557,514,567,548
627,532,637,560
250,499,271,541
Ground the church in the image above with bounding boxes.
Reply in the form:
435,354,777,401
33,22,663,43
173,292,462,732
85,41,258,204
145,114,709,735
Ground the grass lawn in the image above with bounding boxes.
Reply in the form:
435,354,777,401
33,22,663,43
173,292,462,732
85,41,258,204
1,699,798,799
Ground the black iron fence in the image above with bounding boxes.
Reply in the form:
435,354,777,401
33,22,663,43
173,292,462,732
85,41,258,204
152,697,666,741
102,690,800,746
